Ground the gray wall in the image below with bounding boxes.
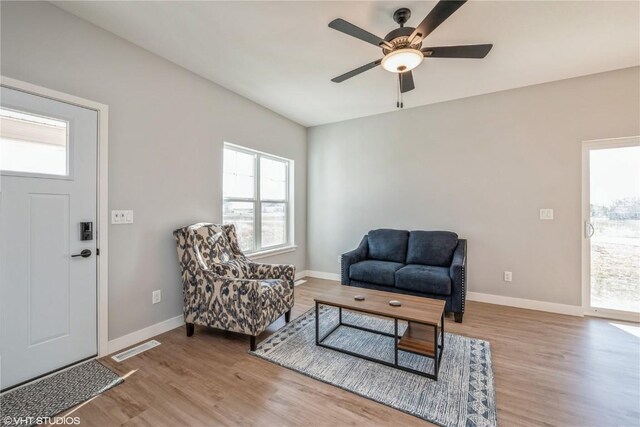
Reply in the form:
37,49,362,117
1,1,307,340
308,67,640,306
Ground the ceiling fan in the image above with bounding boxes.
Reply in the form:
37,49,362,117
329,0,493,108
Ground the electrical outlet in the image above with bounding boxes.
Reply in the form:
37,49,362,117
503,271,513,282
152,290,161,304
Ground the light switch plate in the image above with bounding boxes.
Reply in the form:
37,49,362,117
539,209,554,220
111,210,124,224
111,210,134,224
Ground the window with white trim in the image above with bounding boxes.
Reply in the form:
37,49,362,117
223,143,293,254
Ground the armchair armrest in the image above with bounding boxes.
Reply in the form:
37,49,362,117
247,262,295,282
341,236,369,285
197,269,293,335
449,239,467,314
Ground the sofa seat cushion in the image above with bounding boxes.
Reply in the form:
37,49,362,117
349,260,404,287
406,231,459,267
395,264,452,296
367,229,409,263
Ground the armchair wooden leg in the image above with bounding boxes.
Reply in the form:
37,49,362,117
250,335,257,351
285,309,291,323
186,322,194,337
454,313,464,323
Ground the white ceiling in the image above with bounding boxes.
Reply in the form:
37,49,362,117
53,1,640,127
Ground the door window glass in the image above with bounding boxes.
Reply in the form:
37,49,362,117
0,108,68,176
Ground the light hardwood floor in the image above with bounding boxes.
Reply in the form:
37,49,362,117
71,278,639,426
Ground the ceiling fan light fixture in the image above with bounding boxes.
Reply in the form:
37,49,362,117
381,48,424,73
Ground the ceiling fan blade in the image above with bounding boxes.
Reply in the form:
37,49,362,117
331,59,382,83
422,44,493,58
329,19,392,49
400,71,415,93
409,1,467,44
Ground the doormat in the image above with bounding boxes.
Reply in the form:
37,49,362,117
0,360,122,426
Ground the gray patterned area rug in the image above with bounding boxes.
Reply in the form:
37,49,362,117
252,306,497,427
0,360,122,427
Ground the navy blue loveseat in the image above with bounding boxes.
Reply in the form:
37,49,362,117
341,229,467,322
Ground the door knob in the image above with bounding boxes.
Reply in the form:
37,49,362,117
71,249,92,258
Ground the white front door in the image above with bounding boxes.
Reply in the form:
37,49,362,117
0,86,98,390
582,136,640,322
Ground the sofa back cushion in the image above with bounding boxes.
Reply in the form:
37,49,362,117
367,229,409,263
406,231,459,267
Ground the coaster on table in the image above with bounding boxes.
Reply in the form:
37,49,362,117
354,295,365,301
389,300,402,307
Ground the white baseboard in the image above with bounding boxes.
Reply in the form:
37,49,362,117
301,270,583,317
107,315,184,355
305,270,341,281
295,270,309,280
466,292,583,316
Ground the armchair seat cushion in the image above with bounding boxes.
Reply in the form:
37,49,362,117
395,264,452,296
349,260,404,287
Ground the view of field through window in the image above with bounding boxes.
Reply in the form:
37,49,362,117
589,145,640,313
223,146,289,252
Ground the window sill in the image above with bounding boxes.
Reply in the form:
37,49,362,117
247,245,298,261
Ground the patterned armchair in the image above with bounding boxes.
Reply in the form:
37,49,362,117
173,223,295,350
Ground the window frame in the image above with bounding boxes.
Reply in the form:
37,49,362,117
223,142,294,255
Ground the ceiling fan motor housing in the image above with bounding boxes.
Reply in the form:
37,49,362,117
383,27,421,54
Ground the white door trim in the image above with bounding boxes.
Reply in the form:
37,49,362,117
581,135,640,323
1,76,110,356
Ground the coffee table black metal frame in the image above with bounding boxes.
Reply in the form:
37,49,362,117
314,301,445,380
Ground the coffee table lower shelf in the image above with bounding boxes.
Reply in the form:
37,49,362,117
314,302,445,380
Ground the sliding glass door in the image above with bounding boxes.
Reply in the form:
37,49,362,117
582,137,640,321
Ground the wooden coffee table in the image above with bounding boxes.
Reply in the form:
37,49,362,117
314,286,446,380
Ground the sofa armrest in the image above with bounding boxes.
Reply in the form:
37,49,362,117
341,236,369,285
449,239,467,314
247,262,296,282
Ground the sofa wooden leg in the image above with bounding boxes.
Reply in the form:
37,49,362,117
454,313,464,323
285,309,291,323
186,322,194,337
250,335,257,351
